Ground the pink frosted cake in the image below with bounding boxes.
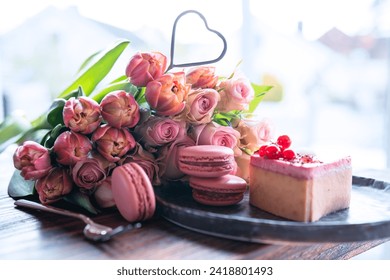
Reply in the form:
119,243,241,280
249,136,352,222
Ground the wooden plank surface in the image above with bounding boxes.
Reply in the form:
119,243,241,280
1,193,388,260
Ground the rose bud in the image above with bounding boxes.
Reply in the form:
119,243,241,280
145,72,190,116
72,155,107,190
13,141,52,180
134,116,186,148
186,66,218,89
35,167,73,204
100,90,140,128
125,51,167,87
179,88,220,125
157,135,195,180
92,125,136,163
53,131,92,166
93,177,116,208
63,96,102,134
192,122,241,156
216,75,254,113
232,117,274,153
119,143,161,186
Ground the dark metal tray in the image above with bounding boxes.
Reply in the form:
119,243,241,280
155,175,390,244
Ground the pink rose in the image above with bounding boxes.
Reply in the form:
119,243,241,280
63,96,102,134
134,116,186,148
72,155,107,190
157,135,195,180
35,167,73,204
145,72,190,116
92,125,136,163
125,51,167,87
119,143,161,186
179,88,220,124
186,66,218,89
232,117,274,153
192,122,241,156
53,131,92,166
216,75,254,112
100,90,140,128
93,177,116,208
13,141,52,180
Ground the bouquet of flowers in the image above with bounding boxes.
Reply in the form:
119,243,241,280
6,14,273,218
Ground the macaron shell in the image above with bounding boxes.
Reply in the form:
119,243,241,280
179,163,234,178
111,163,156,222
178,145,235,177
189,174,247,193
192,189,244,206
179,145,234,161
189,174,247,206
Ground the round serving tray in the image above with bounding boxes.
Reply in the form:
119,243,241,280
154,176,390,244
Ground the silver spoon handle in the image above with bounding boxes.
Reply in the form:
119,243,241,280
14,199,93,224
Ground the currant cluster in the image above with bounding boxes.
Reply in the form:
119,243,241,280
257,135,296,160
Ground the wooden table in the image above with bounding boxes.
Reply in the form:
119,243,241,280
0,146,389,260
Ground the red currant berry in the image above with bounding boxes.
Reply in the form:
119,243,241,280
265,144,281,159
282,149,296,160
277,135,291,150
258,145,268,157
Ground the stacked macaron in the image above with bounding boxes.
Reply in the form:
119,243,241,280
178,145,247,206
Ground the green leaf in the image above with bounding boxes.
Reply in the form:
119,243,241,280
8,170,36,198
134,86,146,105
109,75,128,84
47,99,66,128
91,80,138,103
64,190,99,215
42,124,67,148
212,111,241,126
77,50,100,73
58,40,130,98
0,112,32,144
247,84,273,113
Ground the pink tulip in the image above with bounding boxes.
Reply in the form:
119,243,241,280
72,155,107,190
192,122,241,156
119,143,161,186
63,96,102,134
100,90,140,128
186,66,218,89
134,115,186,148
53,131,92,166
157,135,195,180
180,88,220,124
216,75,254,112
13,141,52,180
93,177,116,208
125,51,167,87
145,72,190,116
35,167,73,204
92,125,136,162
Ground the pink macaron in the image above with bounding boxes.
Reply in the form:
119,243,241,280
178,145,235,178
111,162,156,222
189,174,247,206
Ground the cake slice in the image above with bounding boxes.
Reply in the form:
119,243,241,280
249,136,352,222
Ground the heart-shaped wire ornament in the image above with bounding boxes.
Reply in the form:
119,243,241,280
166,10,228,71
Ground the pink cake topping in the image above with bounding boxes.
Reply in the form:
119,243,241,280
250,153,351,179
252,135,352,179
